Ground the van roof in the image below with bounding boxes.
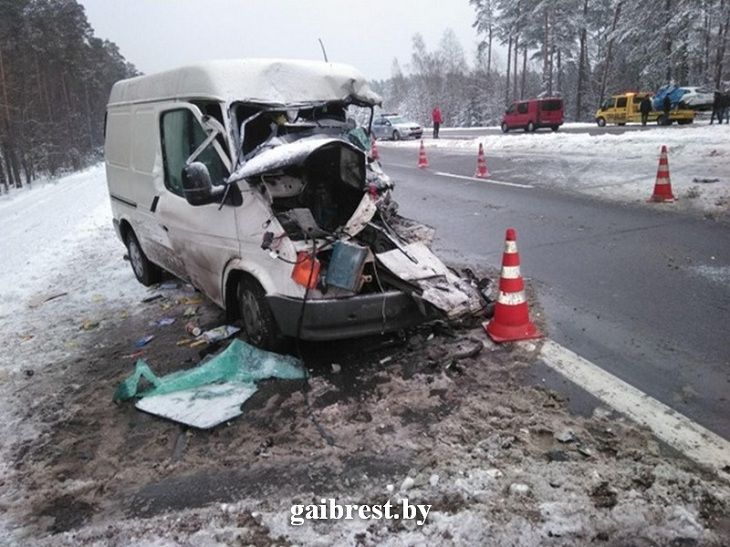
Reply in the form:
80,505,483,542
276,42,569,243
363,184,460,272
107,58,382,107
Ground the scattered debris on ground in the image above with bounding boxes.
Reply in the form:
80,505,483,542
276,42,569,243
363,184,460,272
1,280,728,545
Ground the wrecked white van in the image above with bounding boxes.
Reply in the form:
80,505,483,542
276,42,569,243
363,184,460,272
105,59,483,349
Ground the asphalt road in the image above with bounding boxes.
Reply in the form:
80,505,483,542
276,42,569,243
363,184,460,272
380,146,730,439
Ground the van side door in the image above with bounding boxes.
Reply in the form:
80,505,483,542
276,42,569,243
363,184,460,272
157,104,239,306
516,102,529,127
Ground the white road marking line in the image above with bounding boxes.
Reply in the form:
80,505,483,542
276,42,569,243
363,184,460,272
434,171,534,189
540,340,730,478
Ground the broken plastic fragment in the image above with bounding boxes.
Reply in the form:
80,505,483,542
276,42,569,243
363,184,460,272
199,325,240,343
113,339,307,428
134,334,155,348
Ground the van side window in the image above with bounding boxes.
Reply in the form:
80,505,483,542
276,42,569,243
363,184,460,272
517,103,528,114
616,97,627,108
160,109,227,196
541,100,562,111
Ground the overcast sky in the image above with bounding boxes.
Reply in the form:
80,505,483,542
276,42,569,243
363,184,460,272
78,0,481,80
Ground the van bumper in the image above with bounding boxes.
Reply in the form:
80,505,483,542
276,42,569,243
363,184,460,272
267,291,426,341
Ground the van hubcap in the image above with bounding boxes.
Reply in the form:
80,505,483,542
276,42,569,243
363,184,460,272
241,291,263,342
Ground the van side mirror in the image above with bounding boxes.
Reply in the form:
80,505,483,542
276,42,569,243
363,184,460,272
181,162,221,206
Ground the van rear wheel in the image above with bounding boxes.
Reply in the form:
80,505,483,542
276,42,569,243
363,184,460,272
527,121,535,132
125,231,161,286
238,278,282,351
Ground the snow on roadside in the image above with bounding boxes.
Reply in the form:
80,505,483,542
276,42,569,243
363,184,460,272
0,165,148,371
384,124,730,216
0,165,149,537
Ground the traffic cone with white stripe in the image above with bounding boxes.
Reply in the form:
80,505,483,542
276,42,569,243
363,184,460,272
417,139,429,168
649,145,676,202
474,142,489,178
485,228,542,343
371,137,380,161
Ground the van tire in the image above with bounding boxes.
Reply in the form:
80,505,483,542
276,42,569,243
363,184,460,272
392,130,401,141
551,125,559,132
125,231,161,286
596,117,606,127
501,122,509,133
238,277,282,351
527,121,535,132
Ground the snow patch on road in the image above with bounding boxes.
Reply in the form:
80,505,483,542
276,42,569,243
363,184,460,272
384,124,730,216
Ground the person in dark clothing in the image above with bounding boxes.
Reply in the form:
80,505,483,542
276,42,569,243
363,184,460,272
662,95,671,125
710,91,722,124
639,96,653,126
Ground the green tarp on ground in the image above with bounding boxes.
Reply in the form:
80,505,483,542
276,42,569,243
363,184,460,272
114,339,306,429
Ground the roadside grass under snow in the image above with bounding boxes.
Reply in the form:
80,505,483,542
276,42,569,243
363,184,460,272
384,123,730,217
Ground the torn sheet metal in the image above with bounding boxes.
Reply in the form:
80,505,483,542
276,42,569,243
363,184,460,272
376,242,483,318
376,242,451,280
343,193,378,237
114,339,306,428
387,216,436,247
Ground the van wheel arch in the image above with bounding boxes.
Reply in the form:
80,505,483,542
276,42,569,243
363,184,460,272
226,271,284,351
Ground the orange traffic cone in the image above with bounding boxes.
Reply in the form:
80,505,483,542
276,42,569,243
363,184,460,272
649,145,676,202
417,139,429,168
371,137,380,161
474,142,489,178
485,228,542,343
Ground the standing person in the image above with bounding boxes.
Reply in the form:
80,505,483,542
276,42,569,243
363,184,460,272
710,91,722,124
722,91,730,124
640,95,652,126
432,106,442,139
662,95,671,125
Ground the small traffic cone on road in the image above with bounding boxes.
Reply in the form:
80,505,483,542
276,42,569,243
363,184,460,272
485,228,542,343
474,142,490,178
417,139,429,168
370,137,380,161
649,145,676,202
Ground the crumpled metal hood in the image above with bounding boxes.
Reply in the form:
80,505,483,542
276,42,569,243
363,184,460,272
230,136,361,180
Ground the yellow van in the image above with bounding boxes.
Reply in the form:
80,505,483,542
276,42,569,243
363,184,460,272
595,92,694,126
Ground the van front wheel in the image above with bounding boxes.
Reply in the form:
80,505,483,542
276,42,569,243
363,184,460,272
527,121,535,132
501,122,509,133
238,278,282,351
596,117,606,127
125,231,161,286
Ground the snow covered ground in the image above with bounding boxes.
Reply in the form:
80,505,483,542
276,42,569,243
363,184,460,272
385,123,730,218
1,165,729,545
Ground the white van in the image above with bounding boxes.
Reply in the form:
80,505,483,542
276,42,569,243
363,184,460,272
105,59,483,349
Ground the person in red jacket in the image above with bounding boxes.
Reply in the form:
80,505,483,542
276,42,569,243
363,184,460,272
432,106,442,138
